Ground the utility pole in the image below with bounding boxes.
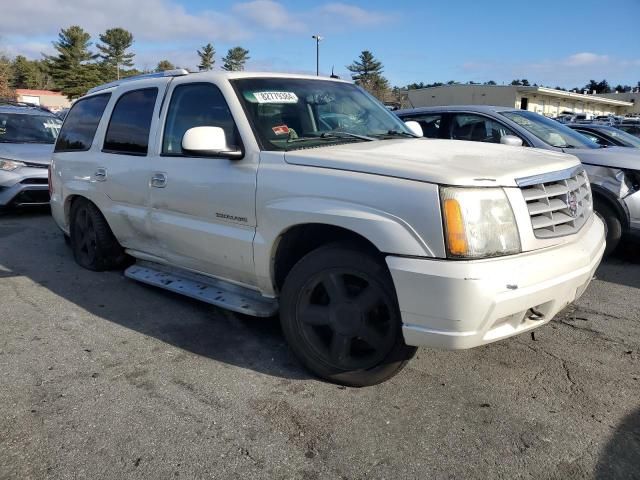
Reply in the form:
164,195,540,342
312,34,323,76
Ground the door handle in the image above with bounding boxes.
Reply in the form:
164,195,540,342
150,172,167,188
94,168,107,181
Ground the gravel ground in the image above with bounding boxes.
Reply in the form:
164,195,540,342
1,211,639,480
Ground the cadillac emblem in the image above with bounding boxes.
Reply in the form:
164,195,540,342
566,191,578,218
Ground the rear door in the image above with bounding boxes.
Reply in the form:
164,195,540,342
91,85,164,252
448,112,523,144
147,80,258,286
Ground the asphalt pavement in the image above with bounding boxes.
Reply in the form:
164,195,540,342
1,211,639,480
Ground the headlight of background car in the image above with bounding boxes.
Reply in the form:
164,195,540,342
440,187,521,258
0,159,26,171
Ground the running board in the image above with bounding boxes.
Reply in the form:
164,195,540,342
124,261,278,317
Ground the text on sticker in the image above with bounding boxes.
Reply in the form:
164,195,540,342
254,92,299,104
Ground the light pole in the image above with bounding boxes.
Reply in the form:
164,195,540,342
312,34,323,76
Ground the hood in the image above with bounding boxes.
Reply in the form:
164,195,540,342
0,143,55,165
563,146,640,171
285,138,580,187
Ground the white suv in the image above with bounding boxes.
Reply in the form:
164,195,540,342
50,70,606,386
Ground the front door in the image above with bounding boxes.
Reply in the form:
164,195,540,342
148,81,258,286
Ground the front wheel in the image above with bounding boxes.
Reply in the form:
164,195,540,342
280,244,416,387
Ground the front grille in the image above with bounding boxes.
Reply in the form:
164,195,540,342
518,167,592,239
20,178,49,185
22,162,48,169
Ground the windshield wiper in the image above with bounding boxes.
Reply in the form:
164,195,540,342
372,129,418,139
286,131,376,144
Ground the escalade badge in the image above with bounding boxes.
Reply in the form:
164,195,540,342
566,191,578,218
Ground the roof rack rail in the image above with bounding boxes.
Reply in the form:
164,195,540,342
87,68,190,94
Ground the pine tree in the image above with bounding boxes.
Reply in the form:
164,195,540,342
45,25,101,99
97,27,135,80
197,43,215,71
221,47,250,71
347,50,389,100
156,60,175,72
0,55,15,98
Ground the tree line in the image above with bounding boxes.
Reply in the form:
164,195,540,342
0,25,251,99
405,78,640,94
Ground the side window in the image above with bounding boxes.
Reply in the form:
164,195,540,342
576,130,611,146
403,114,442,138
162,83,238,155
450,113,519,144
103,88,158,155
54,94,111,152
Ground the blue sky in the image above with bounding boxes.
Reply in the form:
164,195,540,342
1,0,639,88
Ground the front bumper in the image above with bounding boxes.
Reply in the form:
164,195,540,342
387,215,606,349
0,167,50,207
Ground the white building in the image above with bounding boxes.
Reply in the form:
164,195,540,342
407,85,633,117
594,91,640,115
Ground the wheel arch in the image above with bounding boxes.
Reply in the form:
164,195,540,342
591,185,630,231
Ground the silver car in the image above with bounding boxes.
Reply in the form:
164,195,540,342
396,105,640,254
0,102,62,209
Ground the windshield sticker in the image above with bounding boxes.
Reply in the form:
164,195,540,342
272,125,290,136
251,91,299,104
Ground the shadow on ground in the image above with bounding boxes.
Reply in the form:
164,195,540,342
595,407,640,479
596,234,640,290
0,211,311,382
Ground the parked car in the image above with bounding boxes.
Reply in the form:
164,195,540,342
618,123,640,138
50,71,605,386
396,105,640,254
568,124,640,148
0,101,62,209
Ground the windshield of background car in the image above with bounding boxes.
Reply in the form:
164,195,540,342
232,78,414,151
0,113,62,144
501,110,598,149
603,127,640,148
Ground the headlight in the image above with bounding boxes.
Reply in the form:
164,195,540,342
440,187,521,258
0,159,26,171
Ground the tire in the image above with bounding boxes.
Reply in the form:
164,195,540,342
69,199,128,271
280,243,417,387
594,201,622,256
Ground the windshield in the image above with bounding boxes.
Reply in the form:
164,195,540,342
501,110,598,149
602,126,640,148
0,113,62,144
232,78,414,151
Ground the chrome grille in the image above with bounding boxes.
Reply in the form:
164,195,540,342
518,167,592,239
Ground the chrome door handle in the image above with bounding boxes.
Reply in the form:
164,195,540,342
150,172,167,188
94,168,107,181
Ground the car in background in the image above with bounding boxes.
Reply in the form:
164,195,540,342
618,123,640,138
0,101,62,210
396,105,640,255
568,124,640,148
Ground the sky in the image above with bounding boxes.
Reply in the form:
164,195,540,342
1,0,639,88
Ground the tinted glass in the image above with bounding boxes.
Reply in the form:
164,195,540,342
163,83,238,155
104,88,158,155
0,113,61,144
55,94,110,152
233,78,414,151
402,114,442,138
605,127,640,147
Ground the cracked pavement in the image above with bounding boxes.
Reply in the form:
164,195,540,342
1,212,639,479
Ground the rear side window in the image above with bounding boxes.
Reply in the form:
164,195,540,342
103,88,158,155
162,83,238,155
54,94,111,152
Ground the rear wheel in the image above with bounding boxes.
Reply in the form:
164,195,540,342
70,200,127,271
280,244,416,387
594,201,622,256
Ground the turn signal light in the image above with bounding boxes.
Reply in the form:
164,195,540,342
443,198,468,256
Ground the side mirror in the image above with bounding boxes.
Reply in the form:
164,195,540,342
500,135,523,147
181,126,243,159
404,121,423,138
